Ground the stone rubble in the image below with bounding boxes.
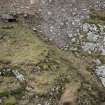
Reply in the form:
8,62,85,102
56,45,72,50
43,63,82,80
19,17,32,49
12,70,25,82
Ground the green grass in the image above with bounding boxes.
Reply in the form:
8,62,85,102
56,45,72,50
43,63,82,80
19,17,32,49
2,96,17,105
0,22,105,105
90,9,105,21
0,76,23,97
83,9,105,25
0,23,70,96
83,18,104,25
0,23,48,65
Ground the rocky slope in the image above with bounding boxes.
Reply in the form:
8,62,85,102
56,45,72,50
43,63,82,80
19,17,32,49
0,0,105,105
38,0,105,48
0,0,105,49
0,21,105,105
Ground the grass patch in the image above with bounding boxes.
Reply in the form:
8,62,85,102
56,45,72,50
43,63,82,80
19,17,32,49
2,96,17,105
0,23,71,97
0,23,48,66
83,18,104,25
90,9,105,21
0,76,23,97
83,9,105,25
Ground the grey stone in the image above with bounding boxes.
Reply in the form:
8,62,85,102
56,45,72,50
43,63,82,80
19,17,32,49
0,14,16,22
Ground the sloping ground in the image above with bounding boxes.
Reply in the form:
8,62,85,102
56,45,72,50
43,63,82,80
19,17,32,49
0,22,105,105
